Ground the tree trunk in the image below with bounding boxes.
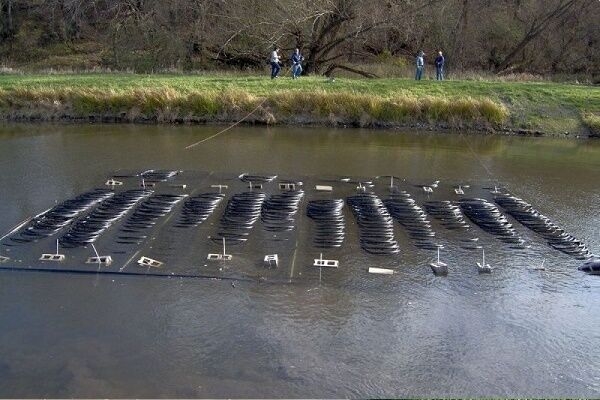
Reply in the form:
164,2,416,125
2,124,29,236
7,0,12,33
494,0,578,73
450,0,469,70
323,63,379,78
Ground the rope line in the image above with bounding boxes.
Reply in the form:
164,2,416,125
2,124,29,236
458,132,496,181
184,98,267,150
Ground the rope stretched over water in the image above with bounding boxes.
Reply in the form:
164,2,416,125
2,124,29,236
184,98,268,150
458,132,496,180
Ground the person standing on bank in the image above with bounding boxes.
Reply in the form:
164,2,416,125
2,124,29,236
291,48,304,79
270,47,281,79
415,50,425,80
435,51,445,81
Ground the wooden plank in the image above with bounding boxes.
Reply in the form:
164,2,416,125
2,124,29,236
368,267,394,275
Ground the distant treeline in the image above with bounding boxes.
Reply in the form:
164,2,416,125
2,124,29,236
0,0,598,77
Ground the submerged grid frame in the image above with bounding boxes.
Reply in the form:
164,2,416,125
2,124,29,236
0,169,594,282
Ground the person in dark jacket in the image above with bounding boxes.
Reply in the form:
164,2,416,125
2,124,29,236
415,51,425,80
290,48,304,79
435,51,445,81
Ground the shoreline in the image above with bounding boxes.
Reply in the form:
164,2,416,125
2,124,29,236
0,74,598,139
0,112,587,139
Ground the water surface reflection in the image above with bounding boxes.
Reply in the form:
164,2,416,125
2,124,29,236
0,124,598,397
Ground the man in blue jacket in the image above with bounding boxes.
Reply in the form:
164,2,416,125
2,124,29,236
291,48,304,79
435,51,445,81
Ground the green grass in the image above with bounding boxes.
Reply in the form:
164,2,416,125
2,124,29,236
583,113,600,137
0,73,598,134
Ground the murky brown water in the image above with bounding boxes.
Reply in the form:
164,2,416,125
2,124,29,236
0,123,599,398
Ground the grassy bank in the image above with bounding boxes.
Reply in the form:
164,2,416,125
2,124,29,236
0,73,598,136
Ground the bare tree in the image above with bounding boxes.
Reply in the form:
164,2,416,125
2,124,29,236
0,0,598,76
0,0,15,40
494,0,586,72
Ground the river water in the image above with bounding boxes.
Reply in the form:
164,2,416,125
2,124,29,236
0,123,598,398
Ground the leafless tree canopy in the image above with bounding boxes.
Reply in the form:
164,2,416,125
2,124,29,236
0,0,598,76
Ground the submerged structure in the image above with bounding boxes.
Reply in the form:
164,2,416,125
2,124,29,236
0,169,595,282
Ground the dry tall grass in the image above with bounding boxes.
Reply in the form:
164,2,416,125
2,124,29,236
0,86,508,127
582,113,600,137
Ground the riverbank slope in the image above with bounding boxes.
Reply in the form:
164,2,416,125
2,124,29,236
0,74,598,137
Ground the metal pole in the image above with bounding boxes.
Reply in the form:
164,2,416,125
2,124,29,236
319,253,322,283
91,243,101,266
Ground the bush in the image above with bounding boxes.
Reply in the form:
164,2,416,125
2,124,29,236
583,113,600,137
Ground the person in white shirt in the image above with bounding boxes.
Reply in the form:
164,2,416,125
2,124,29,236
270,47,281,79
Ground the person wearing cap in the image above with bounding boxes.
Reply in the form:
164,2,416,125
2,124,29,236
435,51,445,80
415,50,425,80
